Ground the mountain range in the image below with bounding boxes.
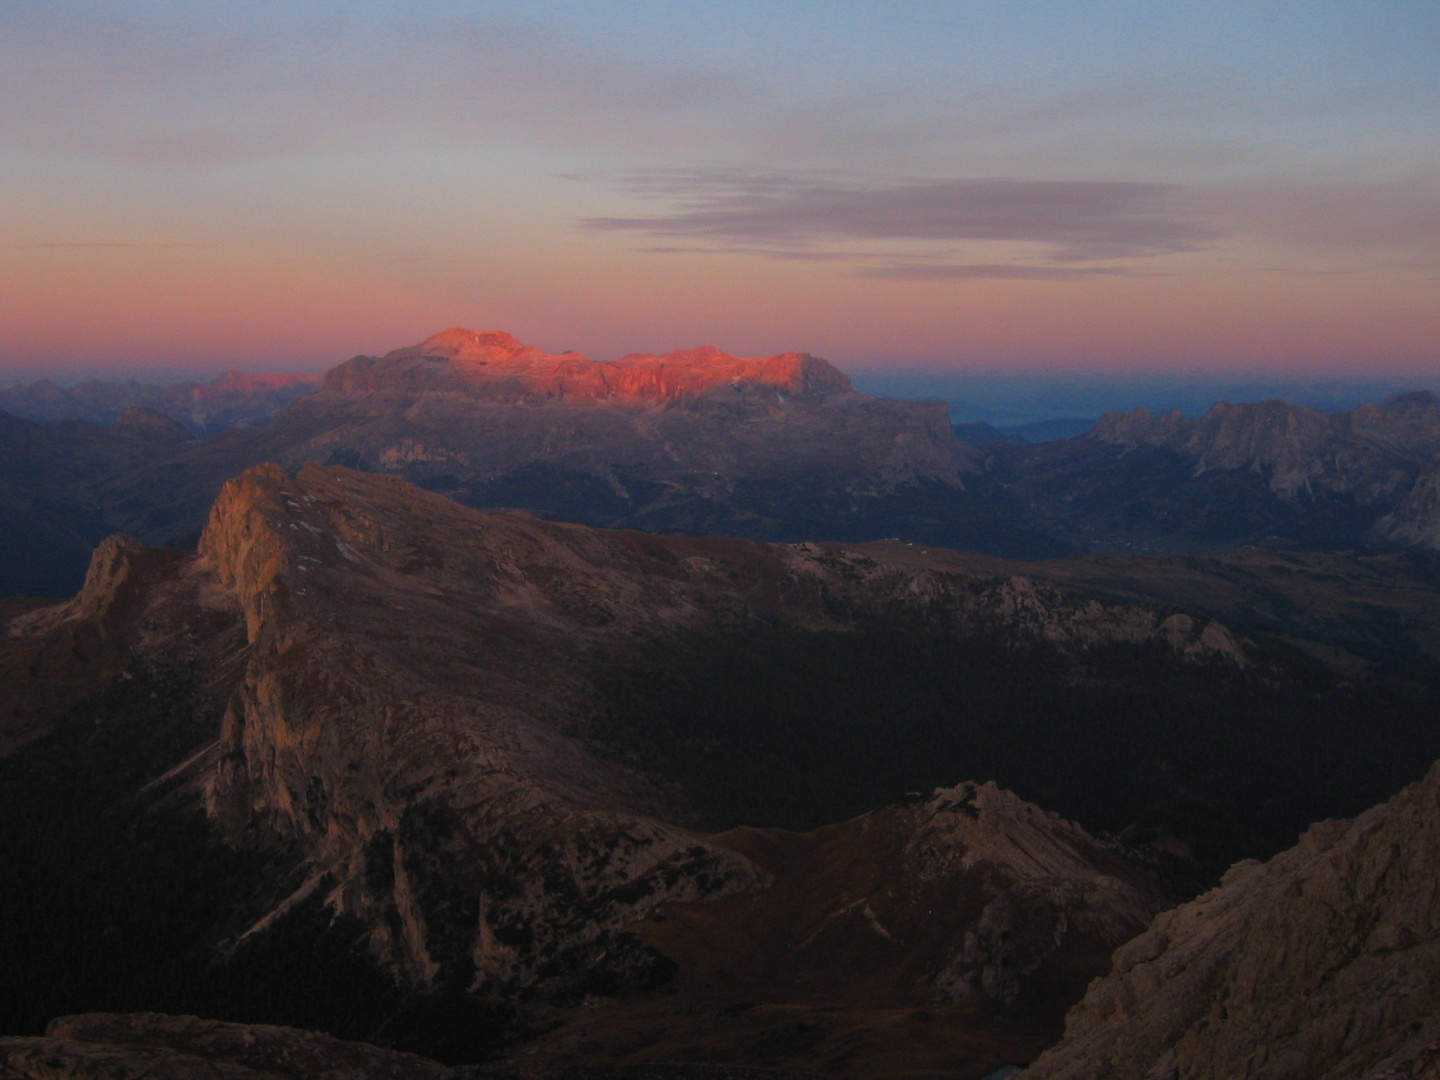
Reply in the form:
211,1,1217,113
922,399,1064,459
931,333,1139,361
5,460,1440,1077
6,329,1440,602
6,330,1440,1078
980,391,1440,553
0,370,321,436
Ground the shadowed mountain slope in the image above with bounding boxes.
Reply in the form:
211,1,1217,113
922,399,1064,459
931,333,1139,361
6,467,1440,1075
0,407,195,597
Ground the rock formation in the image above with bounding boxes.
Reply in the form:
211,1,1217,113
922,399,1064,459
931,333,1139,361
185,463,1208,995
1020,758,1440,1080
985,390,1440,552
2,464,1214,1073
1092,392,1440,511
1,1013,452,1080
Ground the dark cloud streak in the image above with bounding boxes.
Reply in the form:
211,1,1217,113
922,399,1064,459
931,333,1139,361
858,263,1136,281
584,170,1216,263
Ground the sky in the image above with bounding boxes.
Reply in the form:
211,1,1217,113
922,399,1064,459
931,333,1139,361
2,0,1437,384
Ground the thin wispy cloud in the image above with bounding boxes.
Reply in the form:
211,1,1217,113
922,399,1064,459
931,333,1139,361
858,263,1136,281
0,8,761,167
584,168,1215,267
22,241,195,250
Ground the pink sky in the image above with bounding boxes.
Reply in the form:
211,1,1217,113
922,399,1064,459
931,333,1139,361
2,3,1436,381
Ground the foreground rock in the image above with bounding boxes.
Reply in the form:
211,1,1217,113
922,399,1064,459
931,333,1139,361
1020,758,1440,1080
0,1013,450,1080
9,465,1440,1074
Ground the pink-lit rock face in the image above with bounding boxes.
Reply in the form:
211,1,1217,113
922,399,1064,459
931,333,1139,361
322,327,852,406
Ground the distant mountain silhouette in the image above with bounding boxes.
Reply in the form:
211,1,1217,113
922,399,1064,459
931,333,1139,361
0,369,320,436
977,391,1440,553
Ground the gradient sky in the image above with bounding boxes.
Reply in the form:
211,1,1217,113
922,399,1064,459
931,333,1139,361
2,1,1437,379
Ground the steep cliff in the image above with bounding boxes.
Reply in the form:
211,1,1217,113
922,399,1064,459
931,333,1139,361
1021,758,1440,1080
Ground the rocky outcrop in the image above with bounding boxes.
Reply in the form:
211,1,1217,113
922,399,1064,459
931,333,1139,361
114,405,195,444
513,781,1164,1077
912,783,1162,1007
0,1013,451,1080
1020,758,1440,1080
1088,407,1194,450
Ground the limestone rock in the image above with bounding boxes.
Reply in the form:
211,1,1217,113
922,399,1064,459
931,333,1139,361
1020,758,1440,1080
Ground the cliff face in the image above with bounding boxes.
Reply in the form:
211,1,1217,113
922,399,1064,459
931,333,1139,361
1090,392,1440,508
189,464,1217,995
1021,758,1440,1080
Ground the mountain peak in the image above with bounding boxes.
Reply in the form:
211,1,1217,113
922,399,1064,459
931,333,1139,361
405,327,537,363
322,329,854,405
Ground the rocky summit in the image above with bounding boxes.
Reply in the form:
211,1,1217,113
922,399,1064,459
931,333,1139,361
234,329,986,545
322,328,855,405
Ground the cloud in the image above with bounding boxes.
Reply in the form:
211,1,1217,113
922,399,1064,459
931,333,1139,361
857,263,1135,281
584,169,1215,263
1204,174,1440,264
0,7,762,167
23,241,194,250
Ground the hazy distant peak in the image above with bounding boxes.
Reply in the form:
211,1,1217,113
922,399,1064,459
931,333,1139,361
1377,389,1440,415
114,404,193,442
1090,405,1194,449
